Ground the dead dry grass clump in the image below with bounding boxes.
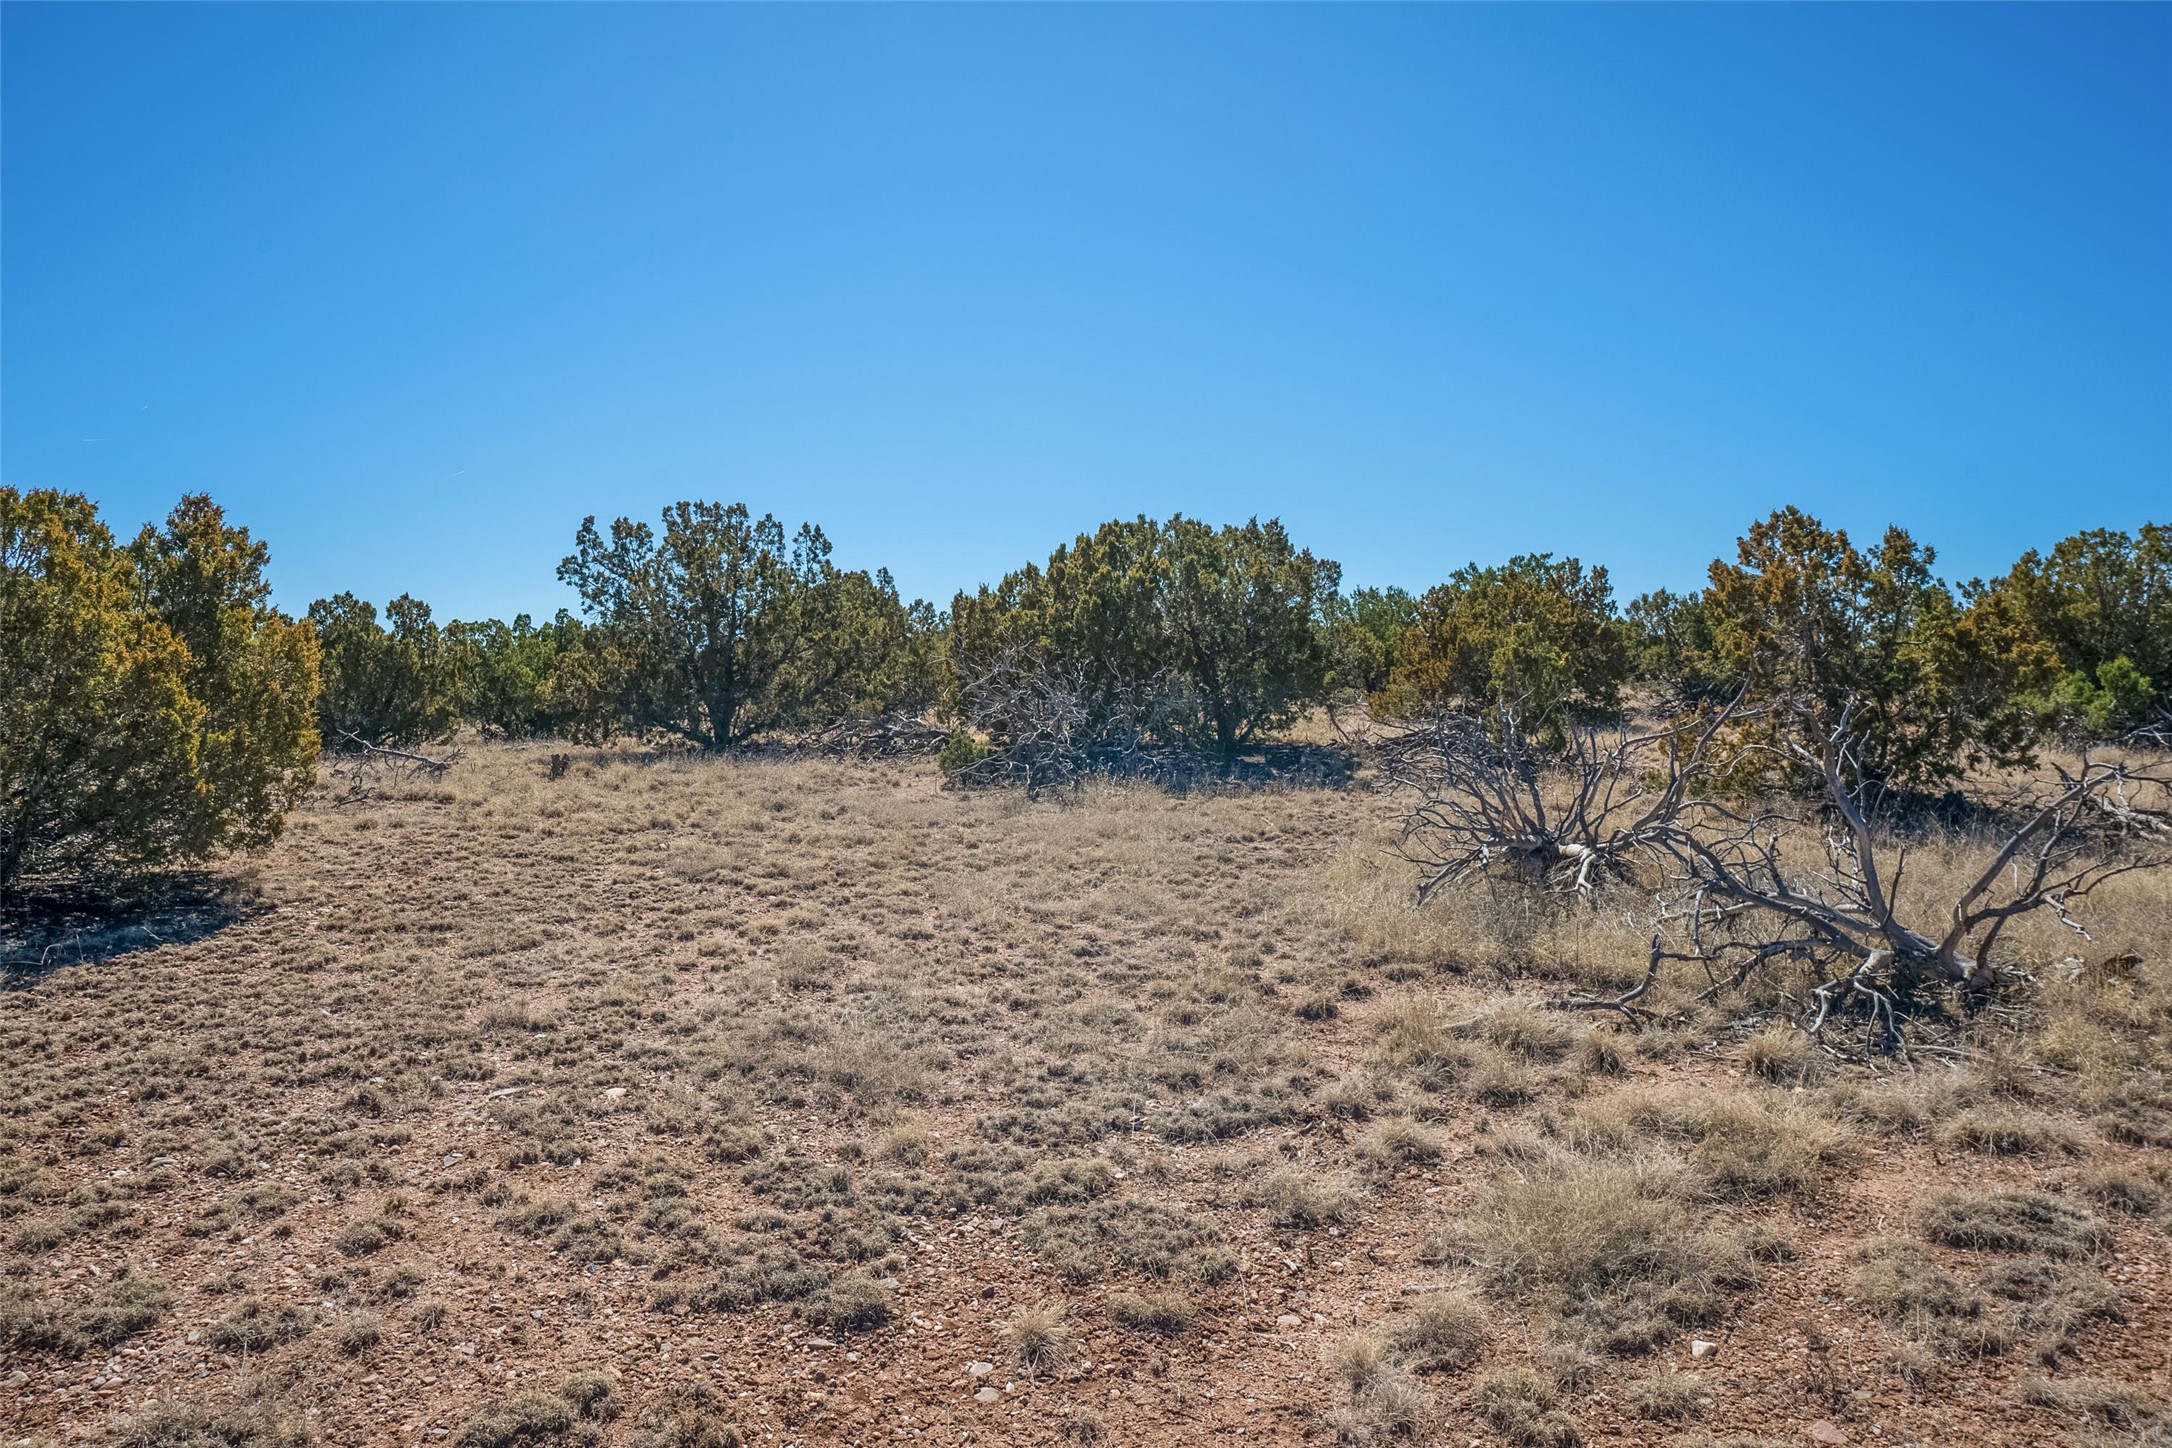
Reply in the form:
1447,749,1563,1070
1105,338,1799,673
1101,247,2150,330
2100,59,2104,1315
1386,1288,1489,1374
1004,1298,1073,1374
0,1271,171,1355
1022,1197,1239,1284
1939,1105,2086,1158
115,1399,315,1448
1325,1332,1433,1442
1453,1147,1762,1354
1240,1164,1360,1228
1473,1366,1583,1447
1920,1190,2111,1259
1362,1117,1446,1168
1628,1369,1704,1420
453,1389,578,1448
1854,1238,2013,1362
1571,1086,1846,1200
1741,1025,1823,1086
1106,1289,1193,1336
207,1297,316,1353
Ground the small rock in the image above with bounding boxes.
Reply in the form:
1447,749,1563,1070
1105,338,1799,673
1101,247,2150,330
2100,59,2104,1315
4,1370,26,1388
967,1362,995,1378
1806,1422,1847,1446
1690,1339,1718,1359
1275,1314,1302,1328
602,1087,628,1103
974,1387,1000,1404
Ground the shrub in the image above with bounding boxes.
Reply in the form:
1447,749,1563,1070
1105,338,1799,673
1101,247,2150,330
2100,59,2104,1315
949,513,1339,763
1376,553,1628,727
1700,507,2059,790
307,592,463,748
1,489,319,899
554,501,937,749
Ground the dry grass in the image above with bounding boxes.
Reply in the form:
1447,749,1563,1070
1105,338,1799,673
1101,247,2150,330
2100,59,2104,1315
1,739,2167,1445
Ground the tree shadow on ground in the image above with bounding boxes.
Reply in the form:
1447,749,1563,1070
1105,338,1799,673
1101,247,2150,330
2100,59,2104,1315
0,872,261,984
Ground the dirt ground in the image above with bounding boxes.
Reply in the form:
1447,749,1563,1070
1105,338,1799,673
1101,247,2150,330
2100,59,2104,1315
3,743,2168,1447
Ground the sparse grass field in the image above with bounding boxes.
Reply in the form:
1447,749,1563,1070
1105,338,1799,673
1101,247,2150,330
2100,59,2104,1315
2,740,2170,1446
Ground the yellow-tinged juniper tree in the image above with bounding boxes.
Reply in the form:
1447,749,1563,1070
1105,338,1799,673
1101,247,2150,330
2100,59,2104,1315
1,489,320,900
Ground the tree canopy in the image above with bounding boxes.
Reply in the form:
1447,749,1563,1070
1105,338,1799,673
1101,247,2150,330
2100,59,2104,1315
949,514,1337,760
554,501,936,749
308,592,464,748
1701,508,2059,790
1376,553,1628,727
2,489,319,899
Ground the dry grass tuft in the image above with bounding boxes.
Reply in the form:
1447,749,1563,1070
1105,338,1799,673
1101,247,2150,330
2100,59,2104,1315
1473,1367,1583,1447
1920,1191,2111,1259
1456,1147,1759,1354
1107,1289,1193,1337
1004,1299,1073,1375
1387,1288,1488,1374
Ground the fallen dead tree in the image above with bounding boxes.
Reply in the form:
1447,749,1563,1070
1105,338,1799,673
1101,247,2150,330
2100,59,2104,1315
1391,700,2172,1056
317,731,463,804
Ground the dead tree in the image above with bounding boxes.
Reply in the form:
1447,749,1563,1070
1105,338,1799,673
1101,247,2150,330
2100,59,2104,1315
949,647,1168,797
1393,699,2172,1054
1385,697,1747,901
319,731,462,804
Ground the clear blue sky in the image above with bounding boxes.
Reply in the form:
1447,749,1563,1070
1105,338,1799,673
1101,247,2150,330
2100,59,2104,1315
4,4,2167,620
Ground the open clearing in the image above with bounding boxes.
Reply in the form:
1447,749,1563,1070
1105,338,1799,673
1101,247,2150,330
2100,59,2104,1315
4,743,2169,1446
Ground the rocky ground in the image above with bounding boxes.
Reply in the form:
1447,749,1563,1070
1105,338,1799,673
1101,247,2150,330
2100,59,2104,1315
3,743,2168,1447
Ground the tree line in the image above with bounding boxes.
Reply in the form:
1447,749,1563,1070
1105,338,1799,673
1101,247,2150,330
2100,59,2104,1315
3,484,2166,897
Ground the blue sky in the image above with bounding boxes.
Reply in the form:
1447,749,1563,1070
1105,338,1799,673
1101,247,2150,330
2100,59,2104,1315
4,4,2167,619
